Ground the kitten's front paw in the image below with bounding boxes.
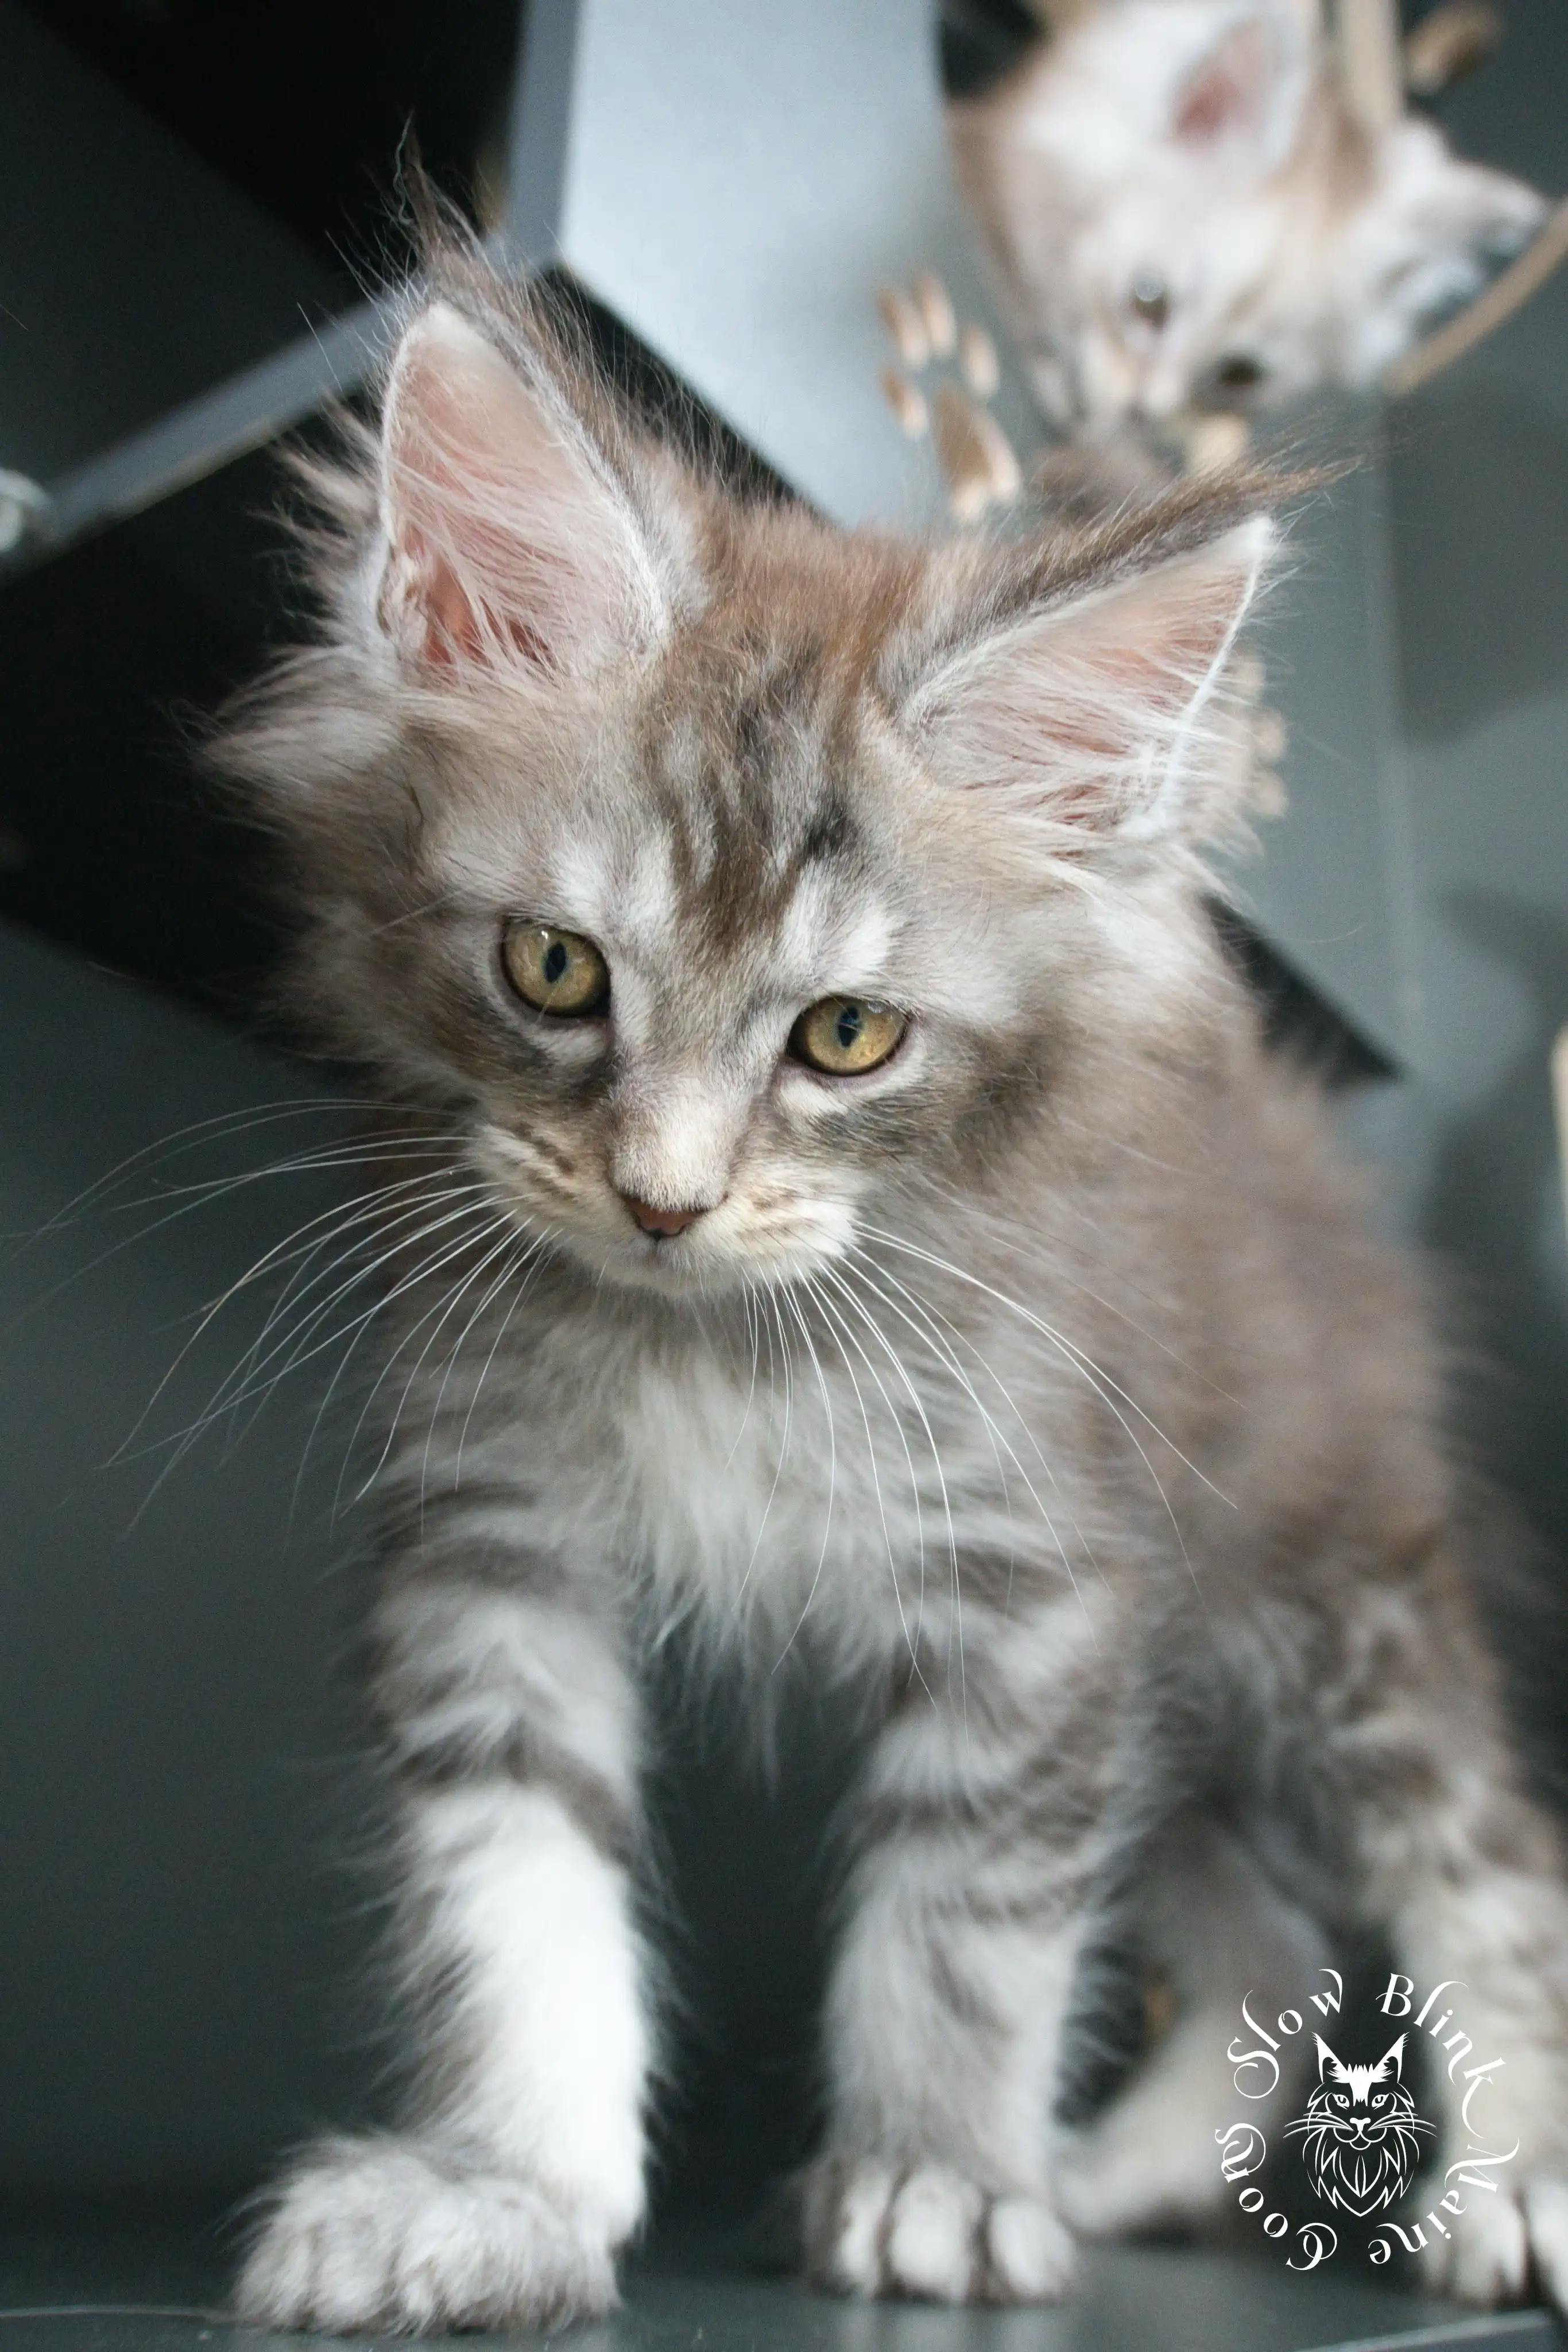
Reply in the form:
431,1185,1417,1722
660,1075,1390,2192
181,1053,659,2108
1420,2176,1568,2309
799,2154,1076,2304
235,2135,618,2334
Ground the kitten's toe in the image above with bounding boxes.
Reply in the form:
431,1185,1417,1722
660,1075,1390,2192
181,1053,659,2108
800,2154,899,2294
235,2134,618,2334
983,2192,1078,2300
883,2167,985,2300
799,2154,1075,2303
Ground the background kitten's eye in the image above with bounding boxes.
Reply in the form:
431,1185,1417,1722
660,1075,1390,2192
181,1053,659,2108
789,996,906,1076
1129,275,1170,330
502,924,610,1017
1214,353,1266,393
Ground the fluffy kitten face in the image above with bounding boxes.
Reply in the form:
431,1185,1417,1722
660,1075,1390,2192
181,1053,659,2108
398,639,1011,1298
953,0,1546,436
231,270,1276,1302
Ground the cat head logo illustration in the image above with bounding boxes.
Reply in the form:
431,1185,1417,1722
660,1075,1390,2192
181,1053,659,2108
1284,2034,1435,2218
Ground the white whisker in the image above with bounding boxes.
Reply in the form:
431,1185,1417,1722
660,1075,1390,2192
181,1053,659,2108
770,1286,838,1672
860,1224,1222,1606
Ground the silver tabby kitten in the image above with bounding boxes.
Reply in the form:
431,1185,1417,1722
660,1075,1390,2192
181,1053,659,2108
223,249,1568,2330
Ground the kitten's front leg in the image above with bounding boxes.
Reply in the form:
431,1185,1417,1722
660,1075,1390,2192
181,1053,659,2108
803,1610,1121,2304
237,1563,649,2335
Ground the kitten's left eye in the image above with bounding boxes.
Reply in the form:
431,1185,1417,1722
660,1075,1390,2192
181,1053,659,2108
502,924,610,1017
789,996,907,1076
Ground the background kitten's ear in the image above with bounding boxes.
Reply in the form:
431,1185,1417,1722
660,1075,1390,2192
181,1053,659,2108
1170,6,1310,171
1378,2034,1407,2080
1315,2034,1343,2081
374,301,667,679
1362,126,1546,342
907,516,1271,853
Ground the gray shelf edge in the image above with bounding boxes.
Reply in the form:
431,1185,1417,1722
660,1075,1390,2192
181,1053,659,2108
1,0,578,585
1,298,393,576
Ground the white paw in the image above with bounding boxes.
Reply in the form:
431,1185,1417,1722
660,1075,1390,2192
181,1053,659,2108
235,2136,618,2334
1419,2175,1568,2308
800,2155,1076,2303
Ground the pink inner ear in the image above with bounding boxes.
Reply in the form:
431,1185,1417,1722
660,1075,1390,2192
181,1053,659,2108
378,525,552,675
1174,20,1273,144
375,303,656,683
911,515,1269,850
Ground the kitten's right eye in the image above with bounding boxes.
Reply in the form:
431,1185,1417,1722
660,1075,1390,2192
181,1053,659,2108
789,996,907,1076
502,924,610,1018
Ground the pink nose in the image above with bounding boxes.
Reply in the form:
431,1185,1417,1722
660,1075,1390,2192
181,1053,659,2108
621,1195,708,1239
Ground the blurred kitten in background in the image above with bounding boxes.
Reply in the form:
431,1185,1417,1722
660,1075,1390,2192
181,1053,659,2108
949,0,1545,439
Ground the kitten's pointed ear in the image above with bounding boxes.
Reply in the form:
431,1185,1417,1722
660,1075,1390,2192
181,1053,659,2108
374,301,667,678
1367,131,1547,335
1315,2035,1342,2082
1379,2035,1407,2081
906,517,1272,852
1171,9,1309,169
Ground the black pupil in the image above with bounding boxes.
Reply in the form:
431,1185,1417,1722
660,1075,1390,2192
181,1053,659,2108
834,1003,864,1052
1216,354,1264,390
543,938,570,985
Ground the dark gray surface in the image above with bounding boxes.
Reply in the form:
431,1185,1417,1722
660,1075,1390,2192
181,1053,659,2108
1222,431,1412,1067
1369,0,1568,1573
0,922,378,2194
0,2,336,487
0,2218,1557,2352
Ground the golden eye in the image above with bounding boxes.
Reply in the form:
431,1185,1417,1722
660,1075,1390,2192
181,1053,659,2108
502,924,610,1017
789,996,906,1076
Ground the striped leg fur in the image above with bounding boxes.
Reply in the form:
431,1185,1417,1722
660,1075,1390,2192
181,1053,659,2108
801,1600,1113,2304
1058,1815,1327,2241
237,1570,650,2334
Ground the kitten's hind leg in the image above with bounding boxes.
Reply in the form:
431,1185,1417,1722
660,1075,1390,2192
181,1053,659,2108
1058,1814,1327,2241
1342,1714,1568,2306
